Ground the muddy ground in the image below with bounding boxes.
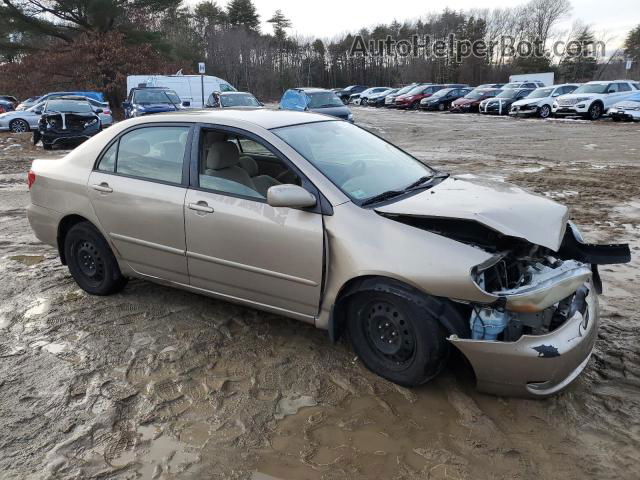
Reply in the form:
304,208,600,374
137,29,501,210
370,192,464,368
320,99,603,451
0,109,638,480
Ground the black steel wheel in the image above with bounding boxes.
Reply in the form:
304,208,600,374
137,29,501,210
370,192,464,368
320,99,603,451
64,221,127,295
347,287,456,386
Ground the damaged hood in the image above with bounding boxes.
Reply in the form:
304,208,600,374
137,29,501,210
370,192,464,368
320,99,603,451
375,176,569,251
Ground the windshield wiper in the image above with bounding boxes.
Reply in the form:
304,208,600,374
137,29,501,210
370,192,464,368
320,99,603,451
360,173,449,207
403,172,449,192
361,189,406,206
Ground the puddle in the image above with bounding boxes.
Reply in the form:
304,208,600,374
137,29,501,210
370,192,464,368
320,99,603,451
23,297,49,318
8,255,45,266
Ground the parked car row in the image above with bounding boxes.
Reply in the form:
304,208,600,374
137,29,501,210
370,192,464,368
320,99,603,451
345,79,640,121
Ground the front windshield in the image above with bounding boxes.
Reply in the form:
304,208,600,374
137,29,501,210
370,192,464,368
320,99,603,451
28,102,45,112
406,85,426,95
431,88,454,98
273,121,434,203
133,89,181,104
221,94,260,107
465,89,497,99
395,85,415,95
573,84,609,94
46,100,92,113
495,89,519,99
306,91,343,108
527,87,554,99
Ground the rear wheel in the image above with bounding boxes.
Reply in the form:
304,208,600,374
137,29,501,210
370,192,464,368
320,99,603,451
347,289,453,386
42,142,52,150
64,222,127,295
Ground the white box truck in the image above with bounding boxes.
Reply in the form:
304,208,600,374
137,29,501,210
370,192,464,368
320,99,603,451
126,74,236,109
509,72,555,86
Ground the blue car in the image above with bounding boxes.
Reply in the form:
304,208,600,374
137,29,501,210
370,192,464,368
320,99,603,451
279,88,353,122
122,87,190,119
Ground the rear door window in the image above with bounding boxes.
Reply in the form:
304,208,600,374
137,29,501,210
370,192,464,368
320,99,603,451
97,126,190,184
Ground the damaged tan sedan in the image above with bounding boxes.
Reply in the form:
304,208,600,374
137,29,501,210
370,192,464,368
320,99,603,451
27,110,630,397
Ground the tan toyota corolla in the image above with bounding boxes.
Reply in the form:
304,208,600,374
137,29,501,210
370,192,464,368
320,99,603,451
27,109,630,397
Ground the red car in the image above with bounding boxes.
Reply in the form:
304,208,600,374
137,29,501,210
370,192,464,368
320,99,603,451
450,88,502,113
395,84,445,109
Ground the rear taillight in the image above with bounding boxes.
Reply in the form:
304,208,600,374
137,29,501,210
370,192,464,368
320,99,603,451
27,170,36,189
103,108,111,115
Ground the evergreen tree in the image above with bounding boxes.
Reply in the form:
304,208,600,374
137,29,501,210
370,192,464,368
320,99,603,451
227,0,260,33
267,10,291,41
624,25,640,61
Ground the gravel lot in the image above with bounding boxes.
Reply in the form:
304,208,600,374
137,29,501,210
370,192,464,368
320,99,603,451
0,108,639,480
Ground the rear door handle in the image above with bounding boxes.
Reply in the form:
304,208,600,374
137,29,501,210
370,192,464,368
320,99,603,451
91,182,112,193
188,201,214,214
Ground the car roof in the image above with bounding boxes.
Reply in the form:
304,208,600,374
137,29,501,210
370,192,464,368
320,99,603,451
293,88,332,93
128,109,338,130
221,91,254,95
48,95,89,101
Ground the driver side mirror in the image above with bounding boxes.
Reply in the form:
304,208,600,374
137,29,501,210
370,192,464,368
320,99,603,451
552,93,560,97
267,184,316,209
607,89,615,94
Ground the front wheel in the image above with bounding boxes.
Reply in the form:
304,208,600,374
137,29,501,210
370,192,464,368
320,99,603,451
438,103,445,111
64,222,127,295
539,104,551,119
587,103,602,120
347,290,452,386
9,119,29,133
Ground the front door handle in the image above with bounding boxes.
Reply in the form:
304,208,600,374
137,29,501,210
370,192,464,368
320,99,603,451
91,182,113,193
188,201,214,214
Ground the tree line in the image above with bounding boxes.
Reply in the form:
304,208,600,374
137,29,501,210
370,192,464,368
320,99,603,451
1,0,639,116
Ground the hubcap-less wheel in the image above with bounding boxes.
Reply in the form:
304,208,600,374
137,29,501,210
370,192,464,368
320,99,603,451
74,240,105,286
363,300,416,367
539,105,551,118
10,119,29,133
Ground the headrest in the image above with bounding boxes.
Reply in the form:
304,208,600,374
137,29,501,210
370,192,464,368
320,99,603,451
238,155,258,177
206,141,239,170
122,138,150,156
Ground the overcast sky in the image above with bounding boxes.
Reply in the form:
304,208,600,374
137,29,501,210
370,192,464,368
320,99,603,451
187,0,636,51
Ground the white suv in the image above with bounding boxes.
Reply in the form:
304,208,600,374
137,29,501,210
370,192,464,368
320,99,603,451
552,80,640,120
510,84,580,118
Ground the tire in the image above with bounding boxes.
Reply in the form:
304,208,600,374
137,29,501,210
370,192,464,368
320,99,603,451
587,102,602,120
347,289,454,387
410,101,419,110
438,103,445,111
9,119,29,133
611,117,621,122
64,222,127,295
43,142,52,150
539,104,551,119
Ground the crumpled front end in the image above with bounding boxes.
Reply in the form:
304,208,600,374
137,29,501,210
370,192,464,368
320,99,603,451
450,278,598,397
448,223,630,397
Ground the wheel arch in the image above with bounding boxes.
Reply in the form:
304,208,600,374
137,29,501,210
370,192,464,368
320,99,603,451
57,214,94,265
328,275,470,343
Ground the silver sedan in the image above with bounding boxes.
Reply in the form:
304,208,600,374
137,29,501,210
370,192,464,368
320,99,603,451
0,102,44,132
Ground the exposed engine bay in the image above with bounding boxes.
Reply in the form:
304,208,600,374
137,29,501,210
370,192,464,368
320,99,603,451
380,213,631,342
